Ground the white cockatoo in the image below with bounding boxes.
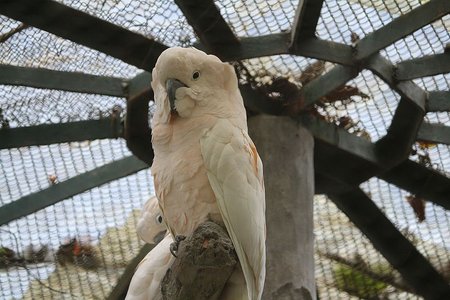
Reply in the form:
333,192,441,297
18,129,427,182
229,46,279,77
136,196,167,244
126,234,175,300
150,47,266,300
127,197,171,299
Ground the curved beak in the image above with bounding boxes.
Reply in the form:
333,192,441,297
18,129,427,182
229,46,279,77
166,79,187,112
153,230,167,244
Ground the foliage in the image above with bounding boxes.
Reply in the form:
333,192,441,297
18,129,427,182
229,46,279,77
333,263,389,299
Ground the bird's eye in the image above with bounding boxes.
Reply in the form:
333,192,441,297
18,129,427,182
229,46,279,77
156,215,163,224
192,71,200,80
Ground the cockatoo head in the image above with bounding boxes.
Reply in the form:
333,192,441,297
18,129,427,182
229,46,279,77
136,196,167,244
151,47,242,123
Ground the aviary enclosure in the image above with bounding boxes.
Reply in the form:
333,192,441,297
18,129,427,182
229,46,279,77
0,0,449,299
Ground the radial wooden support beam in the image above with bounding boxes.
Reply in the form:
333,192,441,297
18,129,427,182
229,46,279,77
375,97,425,164
300,116,379,167
124,72,154,165
417,122,450,145
0,0,167,71
396,53,450,80
379,159,450,210
291,0,325,46
290,38,354,65
194,33,291,61
328,187,450,300
355,0,450,60
196,34,355,65
301,65,359,107
174,0,239,59
239,84,283,115
367,54,427,107
300,116,383,186
0,156,150,226
126,71,152,100
0,65,126,96
0,118,122,149
427,91,450,112
367,54,426,167
300,116,450,210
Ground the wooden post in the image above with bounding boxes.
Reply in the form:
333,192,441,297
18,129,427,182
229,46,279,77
248,115,316,300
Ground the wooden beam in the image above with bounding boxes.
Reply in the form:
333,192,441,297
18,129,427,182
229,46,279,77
0,64,126,96
328,187,450,300
299,117,450,210
0,118,122,149
367,54,427,108
196,34,354,65
427,91,450,112
355,0,450,60
375,98,425,164
301,65,358,107
291,0,325,46
364,54,427,169
300,116,379,167
417,122,450,145
124,73,154,165
290,38,354,65
379,159,450,210
0,156,149,226
194,33,291,61
0,0,167,71
396,53,450,80
175,0,239,59
298,116,450,210
126,72,152,100
301,116,383,186
239,84,283,115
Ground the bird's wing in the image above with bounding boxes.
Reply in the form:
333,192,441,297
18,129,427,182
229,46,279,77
126,235,174,299
200,118,265,300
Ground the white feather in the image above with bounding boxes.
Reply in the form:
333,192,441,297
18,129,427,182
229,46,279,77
125,235,174,300
201,119,266,300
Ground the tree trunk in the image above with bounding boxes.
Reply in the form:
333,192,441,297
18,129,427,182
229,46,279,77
248,115,316,300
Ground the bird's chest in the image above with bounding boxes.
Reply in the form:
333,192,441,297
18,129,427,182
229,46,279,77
151,120,220,234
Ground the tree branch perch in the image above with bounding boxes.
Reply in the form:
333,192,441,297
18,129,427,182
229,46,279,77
161,221,238,300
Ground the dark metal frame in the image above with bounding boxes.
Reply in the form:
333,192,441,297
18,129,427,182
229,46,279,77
1,0,450,298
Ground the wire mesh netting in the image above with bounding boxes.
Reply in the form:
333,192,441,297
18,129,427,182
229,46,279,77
1,0,449,299
216,0,295,37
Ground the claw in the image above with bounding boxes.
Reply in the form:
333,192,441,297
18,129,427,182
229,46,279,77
170,235,186,258
170,243,178,258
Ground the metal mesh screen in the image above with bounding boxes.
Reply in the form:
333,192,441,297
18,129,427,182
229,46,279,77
216,0,296,36
1,0,449,299
318,0,424,45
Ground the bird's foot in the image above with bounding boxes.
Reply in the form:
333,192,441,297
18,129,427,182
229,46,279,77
170,235,186,258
